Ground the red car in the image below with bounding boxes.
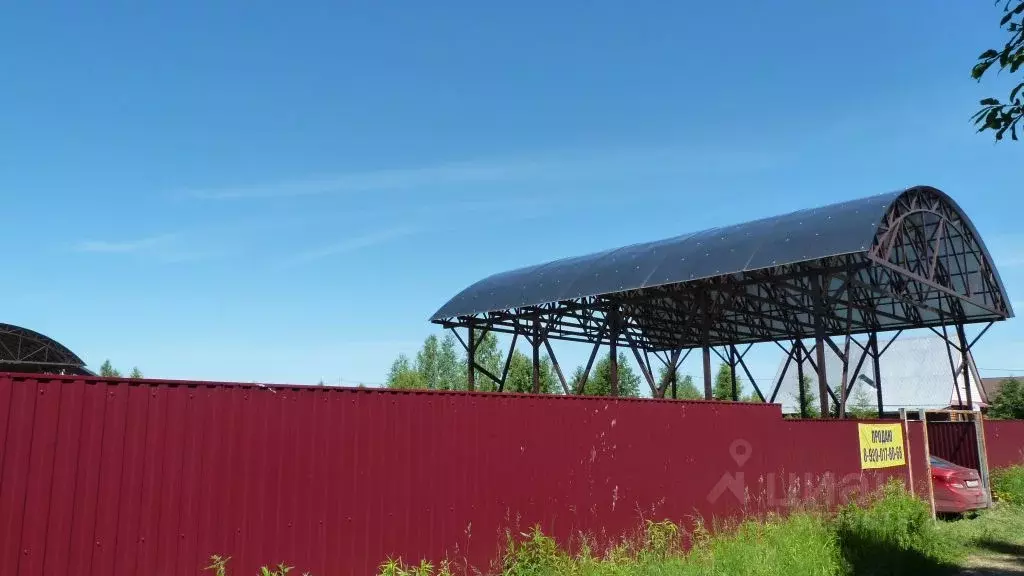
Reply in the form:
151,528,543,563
930,455,988,514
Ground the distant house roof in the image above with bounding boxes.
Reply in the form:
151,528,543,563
982,377,1020,403
770,335,986,413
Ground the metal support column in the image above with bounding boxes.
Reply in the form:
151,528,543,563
671,364,678,400
813,274,831,418
956,323,973,409
532,319,542,393
729,345,738,401
871,332,883,417
609,311,619,397
702,345,712,399
796,341,807,418
467,327,476,392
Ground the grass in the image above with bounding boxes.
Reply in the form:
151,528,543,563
377,480,964,576
990,464,1024,505
936,503,1024,561
207,468,1024,576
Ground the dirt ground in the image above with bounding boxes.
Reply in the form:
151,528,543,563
961,550,1024,575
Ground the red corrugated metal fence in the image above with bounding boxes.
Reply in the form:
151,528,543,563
985,420,1024,469
0,374,930,575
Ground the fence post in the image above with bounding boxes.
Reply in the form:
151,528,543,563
919,409,936,519
900,408,914,494
974,412,993,507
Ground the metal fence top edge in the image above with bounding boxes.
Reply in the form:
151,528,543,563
0,371,789,408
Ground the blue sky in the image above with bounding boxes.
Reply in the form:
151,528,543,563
1,1,1022,387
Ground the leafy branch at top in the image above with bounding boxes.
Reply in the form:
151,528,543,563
972,0,1024,140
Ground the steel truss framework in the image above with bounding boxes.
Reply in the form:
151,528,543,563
0,323,92,376
434,187,1013,417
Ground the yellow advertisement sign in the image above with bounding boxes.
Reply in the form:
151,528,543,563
858,423,906,469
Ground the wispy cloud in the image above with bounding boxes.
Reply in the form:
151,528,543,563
180,145,784,201
183,162,516,200
291,226,418,263
74,234,177,253
72,233,224,263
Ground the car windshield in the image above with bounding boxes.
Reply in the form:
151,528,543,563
930,456,956,468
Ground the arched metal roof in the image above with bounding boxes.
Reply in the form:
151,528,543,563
0,323,91,375
431,186,1012,350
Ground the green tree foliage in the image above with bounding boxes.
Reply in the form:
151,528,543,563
846,381,877,419
471,330,503,391
503,350,558,394
656,364,703,399
385,354,427,389
386,331,562,393
128,367,143,379
99,359,122,378
972,0,1024,140
435,333,466,391
677,374,702,400
712,362,743,401
989,377,1024,419
569,352,641,397
406,334,466,390
793,375,821,418
414,335,441,389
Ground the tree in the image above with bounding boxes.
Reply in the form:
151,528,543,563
712,362,743,401
471,330,503,391
793,375,820,418
742,390,763,403
972,0,1024,140
677,374,702,400
385,354,426,389
435,333,466,391
409,333,466,390
415,335,441,389
386,331,565,394
656,364,703,400
846,381,877,419
503,350,558,394
99,360,122,378
570,352,641,397
989,378,1024,419
128,367,143,379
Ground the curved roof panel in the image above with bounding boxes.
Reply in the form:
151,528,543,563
0,323,88,372
432,190,902,320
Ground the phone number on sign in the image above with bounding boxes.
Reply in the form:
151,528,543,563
862,446,904,463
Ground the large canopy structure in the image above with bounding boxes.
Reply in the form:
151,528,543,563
431,186,1013,417
0,323,92,376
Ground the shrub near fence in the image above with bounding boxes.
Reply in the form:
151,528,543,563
0,374,926,575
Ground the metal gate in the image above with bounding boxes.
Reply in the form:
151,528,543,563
927,421,981,471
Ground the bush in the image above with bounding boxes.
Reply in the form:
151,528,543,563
691,512,840,576
501,527,571,576
835,480,962,575
991,465,1024,505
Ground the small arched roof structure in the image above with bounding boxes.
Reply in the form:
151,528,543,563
432,186,1012,350
0,323,92,375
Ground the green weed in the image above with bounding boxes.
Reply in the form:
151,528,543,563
204,555,311,576
834,479,962,574
206,479,1024,576
378,558,454,576
936,501,1024,555
991,465,1024,505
